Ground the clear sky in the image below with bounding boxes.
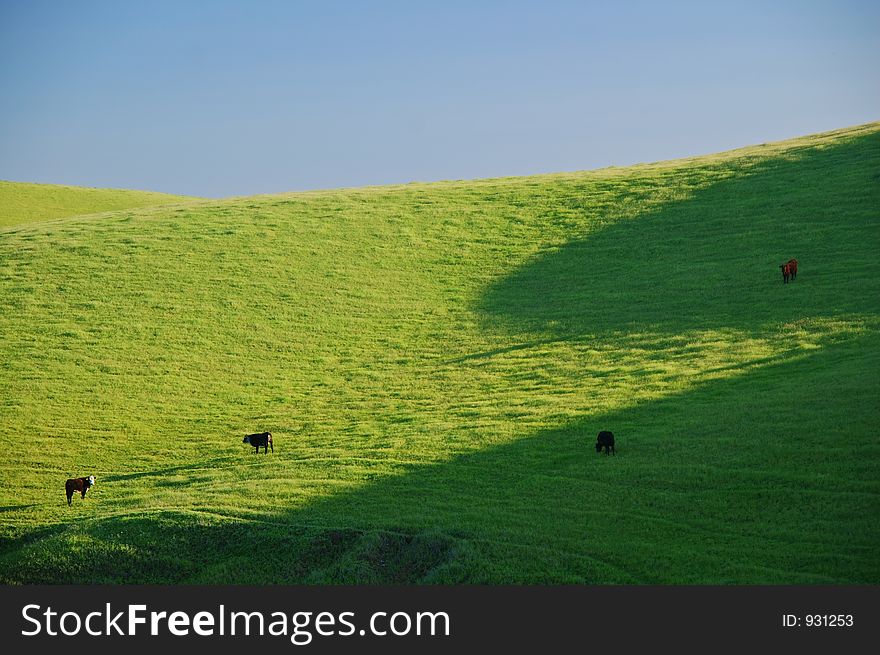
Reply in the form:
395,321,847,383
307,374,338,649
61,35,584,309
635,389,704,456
1,0,877,198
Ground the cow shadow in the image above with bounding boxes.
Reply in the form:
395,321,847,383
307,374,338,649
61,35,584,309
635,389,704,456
0,504,33,514
102,456,239,484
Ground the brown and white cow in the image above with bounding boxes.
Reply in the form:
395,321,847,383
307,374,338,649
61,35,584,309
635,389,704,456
65,475,95,506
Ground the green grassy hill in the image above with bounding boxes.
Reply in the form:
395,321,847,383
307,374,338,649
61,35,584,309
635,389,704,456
0,123,878,584
0,180,198,229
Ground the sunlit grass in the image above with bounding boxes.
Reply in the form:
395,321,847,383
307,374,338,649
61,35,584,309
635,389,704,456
0,180,198,229
0,123,878,583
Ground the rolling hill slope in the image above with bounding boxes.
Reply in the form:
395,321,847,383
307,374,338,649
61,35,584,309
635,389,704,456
0,123,878,583
0,180,199,229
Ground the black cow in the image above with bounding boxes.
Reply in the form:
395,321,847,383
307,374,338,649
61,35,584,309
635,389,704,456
243,431,273,454
65,475,96,506
595,431,615,455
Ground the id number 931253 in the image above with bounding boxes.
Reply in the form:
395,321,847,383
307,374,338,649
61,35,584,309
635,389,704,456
782,614,853,627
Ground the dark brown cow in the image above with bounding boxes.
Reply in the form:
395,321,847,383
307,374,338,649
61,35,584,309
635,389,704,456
780,258,798,284
65,475,95,506
243,431,273,454
780,262,791,283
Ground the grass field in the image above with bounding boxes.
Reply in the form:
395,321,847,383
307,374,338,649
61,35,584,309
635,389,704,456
0,123,878,584
0,181,197,229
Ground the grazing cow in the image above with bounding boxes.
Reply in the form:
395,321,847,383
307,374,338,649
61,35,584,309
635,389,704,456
595,431,615,455
65,475,95,506
780,258,798,284
243,431,273,454
780,262,790,283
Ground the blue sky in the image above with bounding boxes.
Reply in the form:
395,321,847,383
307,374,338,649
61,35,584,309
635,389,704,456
1,0,877,197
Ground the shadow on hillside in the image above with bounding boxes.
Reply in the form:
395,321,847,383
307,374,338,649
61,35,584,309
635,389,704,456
258,332,878,584
477,131,880,338
4,332,877,584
